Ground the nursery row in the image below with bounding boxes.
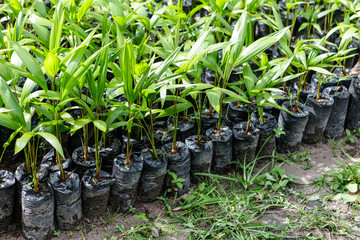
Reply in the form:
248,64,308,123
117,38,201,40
1,0,360,239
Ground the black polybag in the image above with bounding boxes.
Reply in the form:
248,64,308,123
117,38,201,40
41,148,72,173
233,122,260,163
303,94,334,143
206,126,233,173
163,141,191,196
72,146,96,178
277,101,310,153
21,182,54,240
254,112,277,157
138,149,168,202
100,137,122,174
49,171,82,230
110,153,143,213
324,86,350,138
14,163,48,224
81,169,114,217
153,121,173,147
176,118,197,142
0,170,15,231
225,102,248,127
185,135,213,182
345,78,360,131
201,109,219,132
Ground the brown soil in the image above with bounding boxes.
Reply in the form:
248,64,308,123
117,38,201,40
316,98,330,104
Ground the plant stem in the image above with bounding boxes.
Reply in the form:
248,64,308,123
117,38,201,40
172,87,179,152
245,97,253,133
149,107,158,160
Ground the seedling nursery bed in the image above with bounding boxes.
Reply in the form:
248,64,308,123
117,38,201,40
1,0,360,239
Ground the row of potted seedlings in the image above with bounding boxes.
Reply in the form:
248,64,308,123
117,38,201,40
1,0,360,239
1,64,359,239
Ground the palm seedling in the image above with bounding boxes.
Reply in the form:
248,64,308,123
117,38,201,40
204,9,290,134
0,78,64,192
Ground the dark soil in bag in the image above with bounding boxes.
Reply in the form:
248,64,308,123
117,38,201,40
233,122,260,164
100,137,122,174
162,141,191,196
176,118,197,142
138,149,168,202
225,102,248,127
153,121,173,147
277,101,310,153
185,135,213,182
72,146,97,178
49,171,82,230
206,126,233,174
254,112,277,157
41,148,72,173
14,163,48,224
110,153,143,213
0,170,15,231
324,86,350,139
303,94,334,144
201,109,219,132
345,78,360,131
21,182,54,240
294,82,317,104
122,135,144,155
81,170,114,217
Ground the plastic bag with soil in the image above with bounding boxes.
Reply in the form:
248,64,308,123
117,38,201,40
345,78,360,131
49,171,82,230
138,149,168,202
0,170,15,231
82,169,114,217
254,112,277,157
177,118,197,142
225,102,249,126
201,109,219,132
122,135,145,155
110,153,143,213
21,182,54,240
72,146,96,178
233,122,260,164
323,86,350,139
293,82,317,103
206,126,233,173
14,163,48,224
303,94,334,143
185,135,213,182
277,101,310,153
153,121,173,147
162,141,191,196
41,148,72,173
100,137,122,174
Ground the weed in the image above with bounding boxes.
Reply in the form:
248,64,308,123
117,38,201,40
53,230,60,237
345,128,360,144
288,151,312,170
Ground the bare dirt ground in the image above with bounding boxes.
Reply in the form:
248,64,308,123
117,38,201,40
1,136,360,239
